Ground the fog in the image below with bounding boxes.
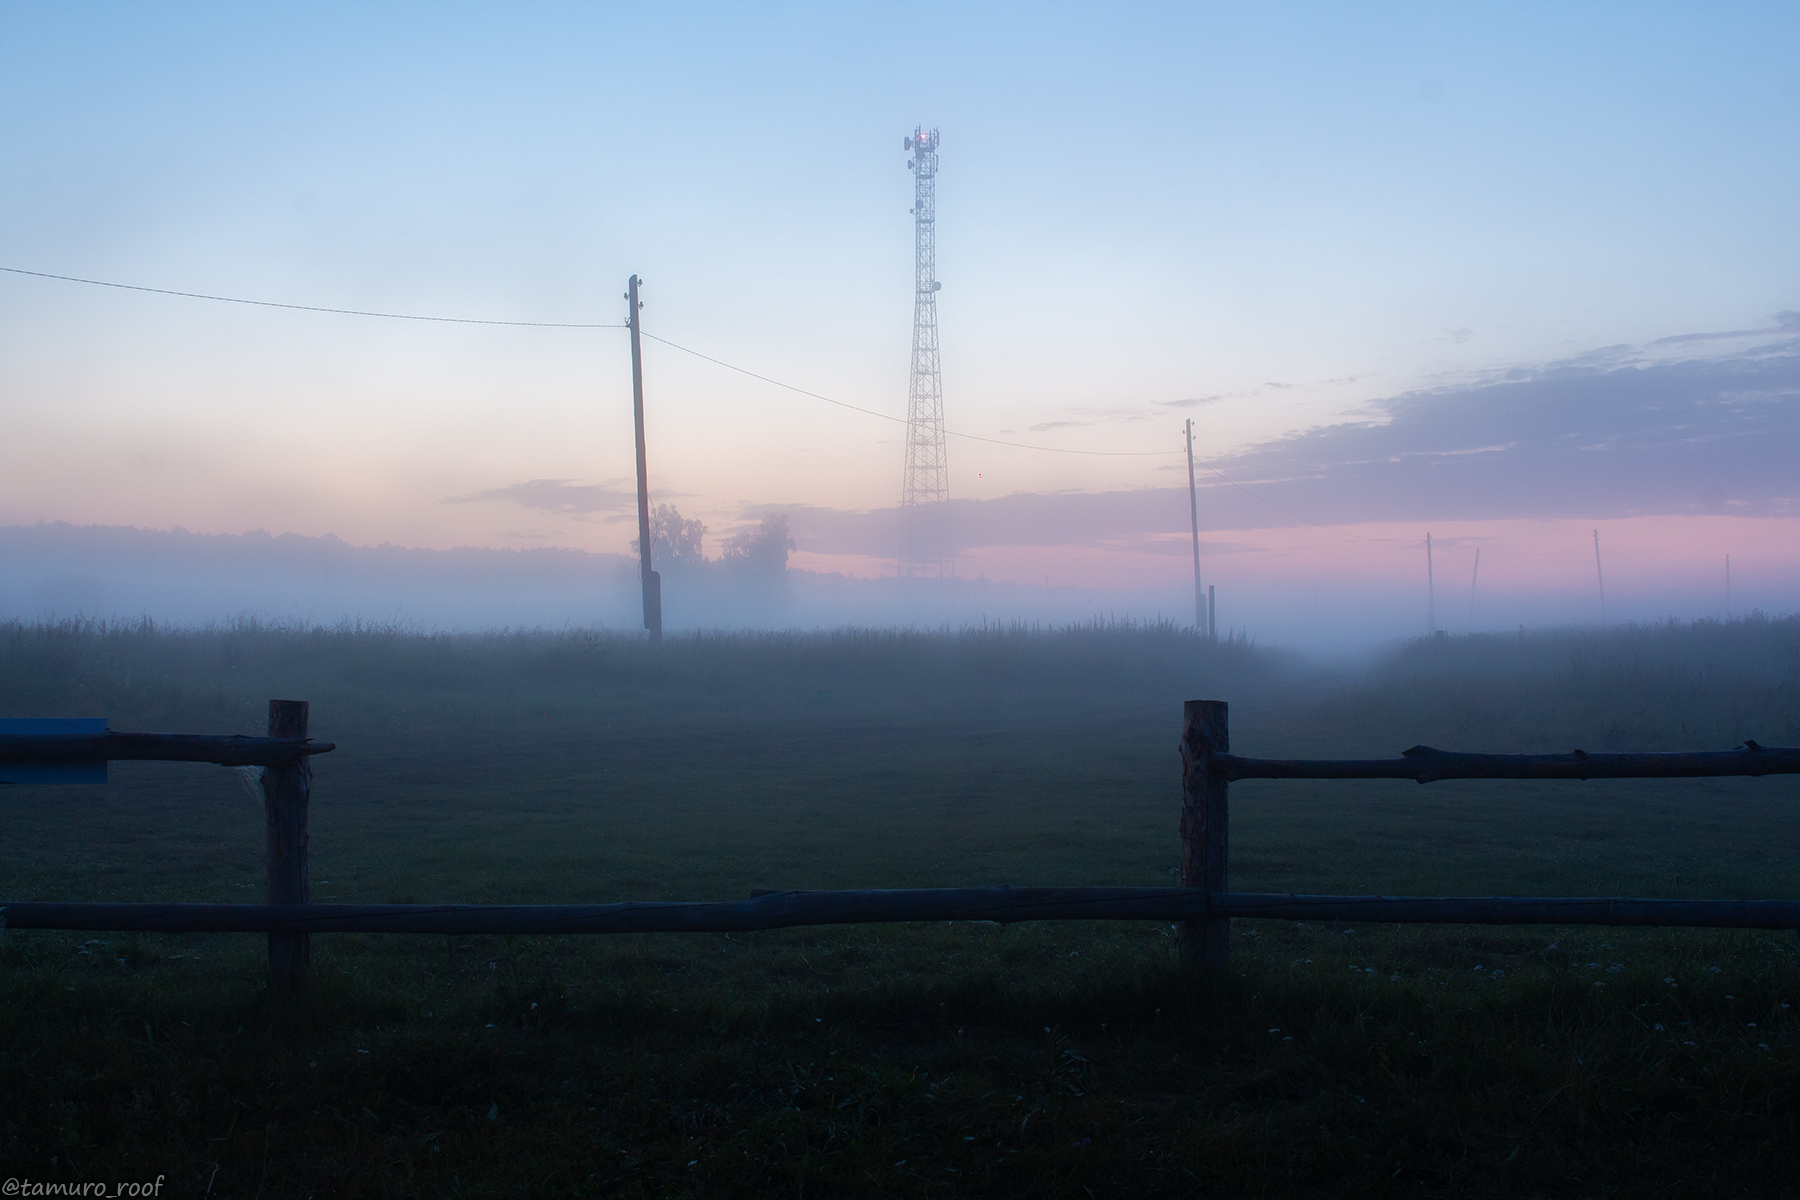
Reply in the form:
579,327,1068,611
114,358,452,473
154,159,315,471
4,6,1798,667
3,521,1786,660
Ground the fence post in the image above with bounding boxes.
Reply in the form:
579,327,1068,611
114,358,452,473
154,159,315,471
1180,699,1229,978
263,699,311,993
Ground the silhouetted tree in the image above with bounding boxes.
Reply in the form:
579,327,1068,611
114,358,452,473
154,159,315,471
721,513,794,579
631,504,707,567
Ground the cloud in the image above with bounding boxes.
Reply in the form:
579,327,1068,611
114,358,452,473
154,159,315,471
767,324,1800,556
1650,311,1800,347
1382,442,1517,463
443,478,635,516
1018,406,1163,430
1206,329,1800,524
1159,395,1224,408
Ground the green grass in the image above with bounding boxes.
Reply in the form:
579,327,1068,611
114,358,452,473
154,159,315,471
3,616,1800,1196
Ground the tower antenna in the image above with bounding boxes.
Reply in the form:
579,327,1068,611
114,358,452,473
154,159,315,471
899,126,949,578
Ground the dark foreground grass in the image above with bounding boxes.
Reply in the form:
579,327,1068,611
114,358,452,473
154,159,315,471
4,616,1800,1196
7,922,1799,1197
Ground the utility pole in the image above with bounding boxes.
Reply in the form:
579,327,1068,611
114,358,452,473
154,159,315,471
899,126,950,578
1208,584,1216,643
627,274,661,644
1468,546,1480,628
1185,419,1203,633
1726,553,1732,618
1426,532,1437,636
1593,528,1607,623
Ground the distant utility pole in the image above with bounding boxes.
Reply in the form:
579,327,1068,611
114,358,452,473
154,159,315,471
1593,528,1607,623
1208,585,1216,643
1468,546,1481,628
899,126,950,578
627,274,662,644
1426,532,1437,636
1726,553,1733,618
1185,419,1203,634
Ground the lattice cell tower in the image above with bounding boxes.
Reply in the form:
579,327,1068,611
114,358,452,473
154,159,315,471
900,126,950,578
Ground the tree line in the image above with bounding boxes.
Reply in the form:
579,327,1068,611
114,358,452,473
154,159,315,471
632,506,795,580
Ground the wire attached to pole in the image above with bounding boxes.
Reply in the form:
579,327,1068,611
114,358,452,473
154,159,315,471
0,265,627,328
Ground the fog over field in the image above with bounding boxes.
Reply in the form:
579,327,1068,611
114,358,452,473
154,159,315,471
4,6,1798,662
0,521,1152,640
3,514,1791,656
9,5,1800,1194
7,307,1797,652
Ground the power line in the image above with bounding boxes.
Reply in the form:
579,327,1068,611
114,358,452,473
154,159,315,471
0,261,1466,538
652,314,1432,537
0,265,625,328
0,262,1176,455
649,322,1459,538
640,332,905,425
646,330,1460,539
643,331,1179,458
1187,460,1408,543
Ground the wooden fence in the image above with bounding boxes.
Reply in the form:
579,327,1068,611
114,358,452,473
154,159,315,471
3,698,1798,992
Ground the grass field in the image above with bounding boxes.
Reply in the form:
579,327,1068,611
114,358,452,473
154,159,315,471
3,616,1800,1197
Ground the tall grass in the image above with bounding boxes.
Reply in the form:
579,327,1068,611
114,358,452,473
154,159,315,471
1273,613,1800,756
3,615,1798,1196
0,614,1271,722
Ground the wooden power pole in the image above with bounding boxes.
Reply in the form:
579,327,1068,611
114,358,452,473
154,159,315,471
1185,419,1203,634
1593,528,1607,623
1468,546,1480,627
627,274,662,644
1426,532,1436,635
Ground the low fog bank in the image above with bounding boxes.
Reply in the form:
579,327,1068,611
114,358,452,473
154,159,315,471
0,522,1783,656
0,522,1189,639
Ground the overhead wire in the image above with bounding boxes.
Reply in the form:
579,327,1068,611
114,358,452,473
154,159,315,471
1185,463,1410,543
641,329,1438,538
0,265,627,328
641,331,1180,457
1,262,1568,548
638,331,904,426
0,262,1179,455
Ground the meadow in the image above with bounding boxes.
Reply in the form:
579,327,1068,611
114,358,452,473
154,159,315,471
3,615,1800,1197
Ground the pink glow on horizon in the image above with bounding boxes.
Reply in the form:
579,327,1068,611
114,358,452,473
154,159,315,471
795,515,1799,600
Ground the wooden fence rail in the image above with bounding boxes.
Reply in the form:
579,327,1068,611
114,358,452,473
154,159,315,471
0,731,335,766
1174,699,1800,976
6,892,1800,936
1215,744,1800,783
3,697,1796,992
0,700,331,992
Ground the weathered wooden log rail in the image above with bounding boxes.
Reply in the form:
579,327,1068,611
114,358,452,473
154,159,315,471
0,731,335,766
7,892,1800,935
1215,744,1800,783
1171,700,1800,975
0,700,327,992
3,697,1797,991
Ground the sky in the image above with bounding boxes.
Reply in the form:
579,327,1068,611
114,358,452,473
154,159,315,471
1,2,1797,641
